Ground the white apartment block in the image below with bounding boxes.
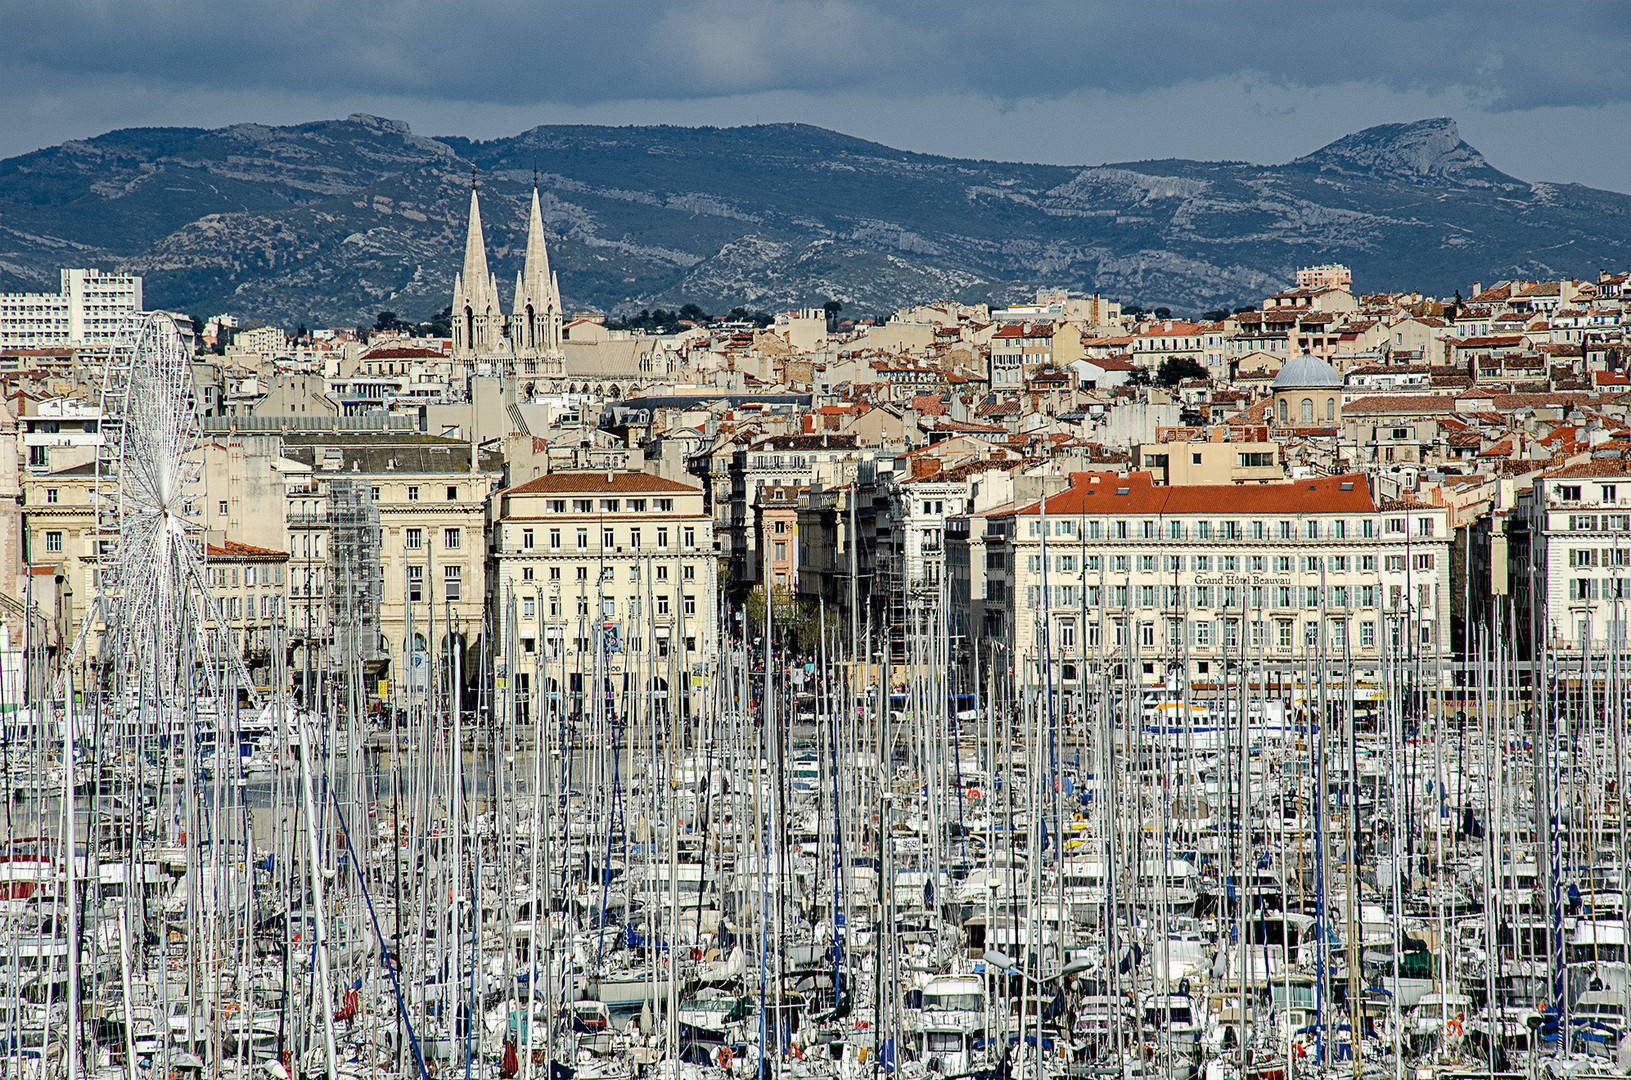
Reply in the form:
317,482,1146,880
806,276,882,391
952,471,1452,697
0,269,143,350
1511,462,1631,655
492,471,717,723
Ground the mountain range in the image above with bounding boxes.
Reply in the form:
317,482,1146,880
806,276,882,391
0,114,1626,326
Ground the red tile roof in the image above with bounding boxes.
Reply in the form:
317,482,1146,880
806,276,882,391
503,471,700,495
1011,471,1375,517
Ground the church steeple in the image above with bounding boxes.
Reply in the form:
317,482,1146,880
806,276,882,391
511,181,562,358
461,186,493,297
522,184,551,289
451,176,505,360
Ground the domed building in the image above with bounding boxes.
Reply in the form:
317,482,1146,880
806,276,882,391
1270,352,1343,427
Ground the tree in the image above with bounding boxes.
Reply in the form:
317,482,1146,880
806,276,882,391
679,303,709,322
1201,309,1231,323
374,310,406,333
745,585,818,650
1126,366,1153,387
295,322,308,343
419,305,453,338
822,299,843,329
1153,306,1173,320
1156,356,1209,386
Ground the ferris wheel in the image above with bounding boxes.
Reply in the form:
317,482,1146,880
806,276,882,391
92,312,209,702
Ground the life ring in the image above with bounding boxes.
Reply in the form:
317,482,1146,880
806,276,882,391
1445,1019,1463,1037
967,788,980,800
718,1046,732,1069
1292,1042,1306,1059
690,947,702,961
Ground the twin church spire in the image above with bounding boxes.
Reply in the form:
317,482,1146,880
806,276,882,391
451,178,563,364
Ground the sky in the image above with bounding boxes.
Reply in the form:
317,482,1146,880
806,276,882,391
3,0,1628,193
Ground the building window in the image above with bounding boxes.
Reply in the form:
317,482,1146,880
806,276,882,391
1300,398,1313,423
407,565,423,602
573,499,593,513
219,500,229,515
683,594,696,616
577,529,588,550
522,567,534,581
628,499,646,512
656,527,669,549
547,528,560,551
603,527,616,549
657,594,670,615
444,528,461,549
1414,553,1434,571
601,499,619,513
445,566,462,600
522,528,534,551
407,486,419,501
656,499,673,512
682,527,695,549
44,530,63,553
404,527,423,550
522,596,535,618
1360,621,1376,648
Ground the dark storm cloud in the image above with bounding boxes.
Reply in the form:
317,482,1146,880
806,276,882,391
7,0,1627,115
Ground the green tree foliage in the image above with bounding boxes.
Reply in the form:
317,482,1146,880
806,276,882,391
416,306,453,338
744,585,820,650
1156,356,1209,386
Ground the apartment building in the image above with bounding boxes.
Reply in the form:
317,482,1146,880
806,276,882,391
988,323,1053,387
754,483,801,590
490,470,716,722
202,541,290,690
727,433,868,586
951,471,1451,698
0,269,143,350
1133,426,1282,485
280,433,503,698
1507,460,1630,657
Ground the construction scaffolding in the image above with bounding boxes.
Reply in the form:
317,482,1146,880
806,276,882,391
324,478,384,676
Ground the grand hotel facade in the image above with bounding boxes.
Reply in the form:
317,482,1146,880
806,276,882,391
948,471,1452,700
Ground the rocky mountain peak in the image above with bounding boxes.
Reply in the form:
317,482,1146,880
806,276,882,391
1291,118,1510,187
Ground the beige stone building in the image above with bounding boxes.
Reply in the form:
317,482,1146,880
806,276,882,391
279,433,504,698
490,470,716,723
1134,426,1283,486
952,471,1452,698
202,541,290,690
